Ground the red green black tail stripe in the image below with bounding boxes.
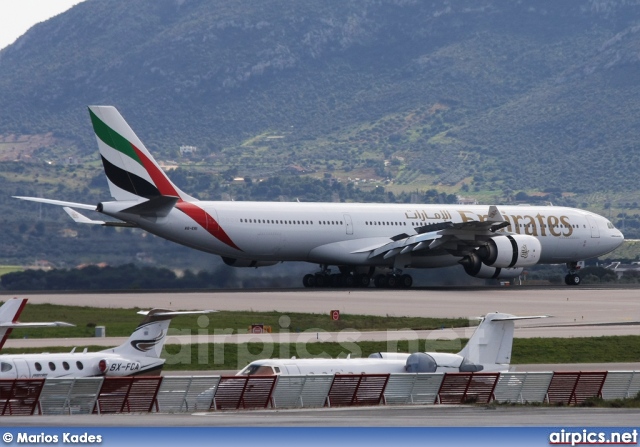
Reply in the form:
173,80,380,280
176,202,240,250
90,109,142,166
101,155,160,198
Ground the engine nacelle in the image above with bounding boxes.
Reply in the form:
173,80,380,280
477,234,541,268
221,257,279,268
462,252,524,279
405,353,437,373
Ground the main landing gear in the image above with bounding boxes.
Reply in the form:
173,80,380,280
564,261,582,286
302,272,371,288
373,272,413,289
302,266,413,289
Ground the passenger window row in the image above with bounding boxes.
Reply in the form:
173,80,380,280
239,219,345,225
239,219,589,230
240,219,313,225
33,361,84,372
366,221,407,226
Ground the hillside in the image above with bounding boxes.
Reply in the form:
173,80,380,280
2,0,640,269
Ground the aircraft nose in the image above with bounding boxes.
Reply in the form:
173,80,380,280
610,230,625,250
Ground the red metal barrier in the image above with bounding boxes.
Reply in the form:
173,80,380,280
94,377,162,414
212,376,277,410
0,379,44,416
547,372,608,405
437,373,500,404
327,374,390,407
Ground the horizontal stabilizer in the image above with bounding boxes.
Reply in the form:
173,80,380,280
63,207,136,227
137,310,217,316
122,195,179,217
13,196,96,210
0,322,75,328
490,315,550,322
63,207,105,225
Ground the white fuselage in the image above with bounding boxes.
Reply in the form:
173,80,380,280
238,358,408,376
0,352,163,379
107,202,624,266
236,353,502,376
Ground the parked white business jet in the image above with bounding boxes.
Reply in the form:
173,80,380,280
237,312,546,376
0,298,74,350
0,304,213,379
15,107,624,287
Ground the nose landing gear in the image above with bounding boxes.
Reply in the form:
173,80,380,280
564,261,582,286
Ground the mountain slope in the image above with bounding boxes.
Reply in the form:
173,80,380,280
0,1,639,195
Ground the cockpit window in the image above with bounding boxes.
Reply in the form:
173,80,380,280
0,362,12,372
607,222,615,229
238,364,276,376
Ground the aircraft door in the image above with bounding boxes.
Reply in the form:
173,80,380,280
204,207,220,232
343,214,353,235
585,216,600,238
13,359,30,378
284,364,301,375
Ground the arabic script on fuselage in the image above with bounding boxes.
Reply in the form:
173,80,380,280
404,209,573,237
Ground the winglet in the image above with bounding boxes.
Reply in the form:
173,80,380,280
487,205,505,222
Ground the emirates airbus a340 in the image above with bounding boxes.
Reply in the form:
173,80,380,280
15,106,624,288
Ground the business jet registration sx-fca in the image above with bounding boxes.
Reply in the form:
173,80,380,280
15,107,624,288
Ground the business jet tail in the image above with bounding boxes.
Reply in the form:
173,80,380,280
458,312,548,371
0,298,75,350
103,309,215,358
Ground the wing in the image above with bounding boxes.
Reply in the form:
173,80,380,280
356,205,510,260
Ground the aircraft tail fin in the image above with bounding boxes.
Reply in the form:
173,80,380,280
104,309,214,358
458,312,548,371
0,298,75,350
88,106,195,202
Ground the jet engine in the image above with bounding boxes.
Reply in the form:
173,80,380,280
404,353,437,373
461,252,524,279
221,257,279,268
476,234,541,268
405,353,484,373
